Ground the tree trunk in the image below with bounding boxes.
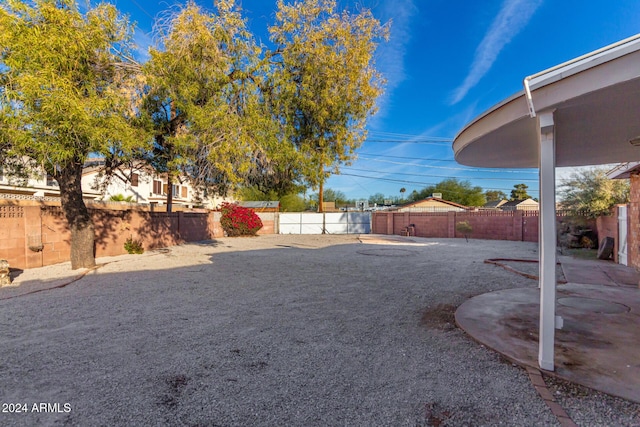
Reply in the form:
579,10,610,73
318,179,324,213
318,179,327,234
166,174,174,213
56,163,96,270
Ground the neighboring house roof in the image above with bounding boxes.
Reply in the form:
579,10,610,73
607,162,640,179
500,198,539,210
483,200,508,209
81,161,154,179
501,199,533,207
396,197,469,212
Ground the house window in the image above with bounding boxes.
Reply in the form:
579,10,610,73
172,184,181,198
153,180,163,195
46,174,58,187
131,173,139,187
181,186,188,199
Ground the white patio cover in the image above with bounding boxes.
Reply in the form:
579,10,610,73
453,34,640,371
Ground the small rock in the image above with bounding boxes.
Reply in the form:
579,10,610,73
0,259,11,286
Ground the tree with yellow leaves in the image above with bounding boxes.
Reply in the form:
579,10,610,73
0,0,148,268
141,1,269,212
268,0,388,212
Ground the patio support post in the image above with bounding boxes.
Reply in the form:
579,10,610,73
538,111,557,371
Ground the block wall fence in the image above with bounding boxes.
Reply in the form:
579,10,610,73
1,200,633,271
371,181,638,271
372,210,542,241
596,210,620,264
371,210,599,246
598,172,640,269
0,201,276,270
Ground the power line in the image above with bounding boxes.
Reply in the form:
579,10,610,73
366,131,453,142
344,173,372,195
343,167,538,182
358,152,458,163
339,173,536,194
363,139,452,145
130,0,155,20
362,131,453,145
357,156,539,174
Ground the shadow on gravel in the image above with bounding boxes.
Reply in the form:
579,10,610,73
9,267,23,281
186,240,223,248
420,304,457,331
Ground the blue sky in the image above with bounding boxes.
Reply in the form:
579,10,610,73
115,0,640,202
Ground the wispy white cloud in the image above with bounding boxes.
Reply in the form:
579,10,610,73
449,0,543,105
420,101,480,139
378,0,416,90
370,0,418,126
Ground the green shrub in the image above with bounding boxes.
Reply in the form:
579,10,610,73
220,202,263,236
124,237,144,254
109,194,135,203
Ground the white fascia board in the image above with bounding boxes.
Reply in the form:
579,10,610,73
526,34,640,91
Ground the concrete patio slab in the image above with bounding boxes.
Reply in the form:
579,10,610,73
456,258,640,403
559,255,639,287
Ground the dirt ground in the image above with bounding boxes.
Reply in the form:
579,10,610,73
1,234,636,426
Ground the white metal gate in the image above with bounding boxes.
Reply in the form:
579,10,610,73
279,212,371,234
618,205,628,265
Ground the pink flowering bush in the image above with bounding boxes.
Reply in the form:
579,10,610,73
220,202,263,236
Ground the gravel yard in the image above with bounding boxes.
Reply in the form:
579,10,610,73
1,235,638,426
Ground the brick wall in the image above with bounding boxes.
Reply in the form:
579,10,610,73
596,210,619,263
454,211,524,241
373,210,529,240
0,201,276,270
257,212,277,235
629,173,640,269
522,212,540,242
372,210,592,244
0,206,27,268
40,206,71,266
396,212,450,238
373,213,387,235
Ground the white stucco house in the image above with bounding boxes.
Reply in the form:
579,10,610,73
0,158,228,209
0,160,101,201
81,160,228,209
